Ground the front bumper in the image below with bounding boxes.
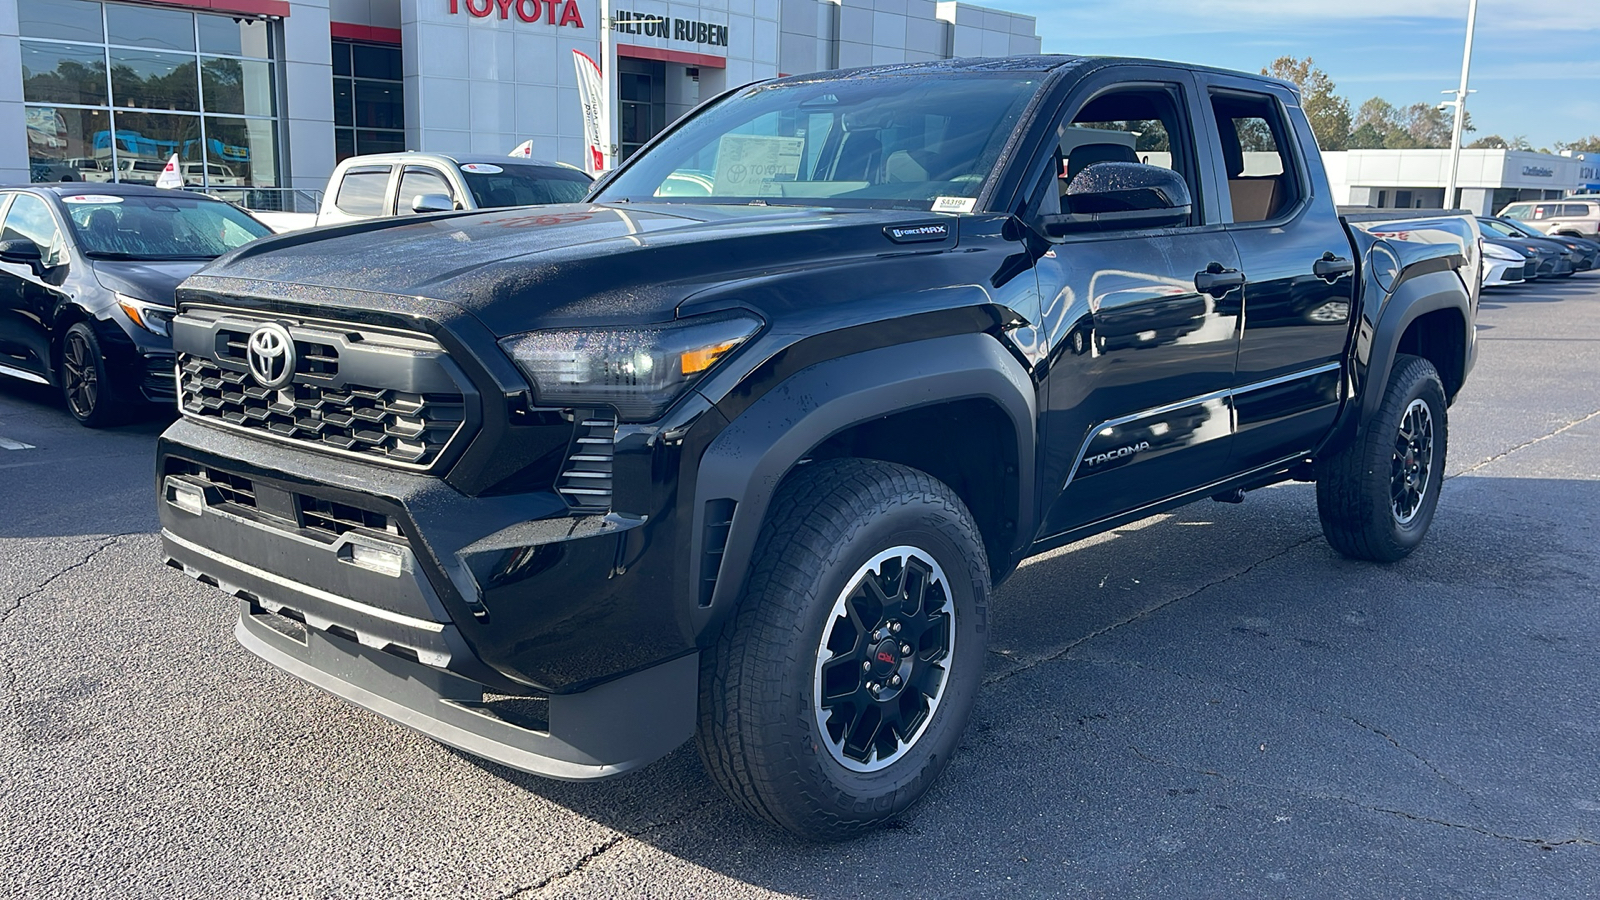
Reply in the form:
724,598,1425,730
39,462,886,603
158,416,702,779
1482,258,1528,287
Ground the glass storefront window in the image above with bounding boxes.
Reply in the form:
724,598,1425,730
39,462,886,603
333,40,405,163
17,0,104,43
197,17,271,59
18,1,281,189
109,49,200,111
105,4,194,52
202,58,276,118
205,117,278,188
21,41,108,106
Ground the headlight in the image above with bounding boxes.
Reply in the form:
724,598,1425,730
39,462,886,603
499,311,762,421
116,294,174,338
1482,243,1523,261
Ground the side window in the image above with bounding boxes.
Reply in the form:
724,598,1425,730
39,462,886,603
397,167,454,214
333,166,392,216
1033,84,1200,225
1565,204,1592,218
1,194,66,266
1209,91,1302,224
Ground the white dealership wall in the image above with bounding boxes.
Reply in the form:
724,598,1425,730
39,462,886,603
0,0,1041,189
1322,148,1596,215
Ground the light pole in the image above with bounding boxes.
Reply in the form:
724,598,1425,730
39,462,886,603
1441,0,1479,211
598,0,618,172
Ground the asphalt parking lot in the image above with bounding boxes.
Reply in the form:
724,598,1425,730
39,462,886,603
1,274,1598,899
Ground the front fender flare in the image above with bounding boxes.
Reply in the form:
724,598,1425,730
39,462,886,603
689,332,1037,633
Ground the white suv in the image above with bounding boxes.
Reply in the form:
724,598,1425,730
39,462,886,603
1497,198,1600,240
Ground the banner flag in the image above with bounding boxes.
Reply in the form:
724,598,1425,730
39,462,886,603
572,50,605,176
155,153,182,189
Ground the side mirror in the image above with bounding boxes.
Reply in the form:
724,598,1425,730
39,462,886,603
1040,162,1192,236
411,193,456,214
0,238,45,274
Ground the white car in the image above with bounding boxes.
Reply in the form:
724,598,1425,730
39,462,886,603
1480,241,1531,287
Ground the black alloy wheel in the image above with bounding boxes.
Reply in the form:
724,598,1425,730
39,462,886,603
814,546,955,771
697,458,989,840
1316,353,1448,562
60,322,125,428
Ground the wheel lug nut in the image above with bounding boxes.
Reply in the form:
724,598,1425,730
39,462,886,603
901,644,912,655
862,661,872,671
868,682,880,693
891,675,902,686
890,622,902,633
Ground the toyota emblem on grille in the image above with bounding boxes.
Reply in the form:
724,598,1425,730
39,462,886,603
246,323,296,389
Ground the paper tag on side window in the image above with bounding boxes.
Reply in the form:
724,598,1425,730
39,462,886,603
932,196,976,214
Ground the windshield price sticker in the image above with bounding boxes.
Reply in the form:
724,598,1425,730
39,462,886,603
461,163,505,174
62,195,124,204
932,196,976,214
713,135,805,197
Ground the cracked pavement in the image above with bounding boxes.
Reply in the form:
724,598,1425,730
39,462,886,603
1,275,1598,898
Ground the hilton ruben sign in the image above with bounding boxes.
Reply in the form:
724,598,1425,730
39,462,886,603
611,9,730,48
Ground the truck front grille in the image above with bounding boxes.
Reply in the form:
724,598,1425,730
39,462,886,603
173,309,473,471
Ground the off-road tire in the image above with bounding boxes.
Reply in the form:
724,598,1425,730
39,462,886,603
696,458,990,841
1316,353,1447,561
59,322,130,428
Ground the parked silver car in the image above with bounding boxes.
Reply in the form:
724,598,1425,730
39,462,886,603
1497,198,1600,241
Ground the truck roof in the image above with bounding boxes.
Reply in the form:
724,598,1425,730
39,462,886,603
771,54,1299,97
341,151,581,172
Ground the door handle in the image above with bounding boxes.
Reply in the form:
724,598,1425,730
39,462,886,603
1194,263,1245,297
1313,252,1355,281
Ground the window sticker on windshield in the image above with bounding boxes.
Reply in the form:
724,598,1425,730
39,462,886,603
713,135,805,197
460,163,504,174
933,196,976,214
62,195,124,204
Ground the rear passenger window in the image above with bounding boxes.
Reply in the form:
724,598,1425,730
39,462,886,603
1565,204,1592,217
333,167,391,216
1209,92,1302,224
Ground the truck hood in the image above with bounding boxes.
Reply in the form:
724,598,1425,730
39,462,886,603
198,203,960,336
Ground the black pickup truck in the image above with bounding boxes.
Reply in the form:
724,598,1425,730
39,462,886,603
156,56,1478,840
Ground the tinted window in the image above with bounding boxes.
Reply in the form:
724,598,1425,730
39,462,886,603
18,0,104,42
398,168,454,214
1,193,67,266
600,74,1040,210
333,167,391,215
463,166,591,207
106,4,194,52
20,41,109,106
63,193,270,258
1210,92,1301,223
1564,204,1593,217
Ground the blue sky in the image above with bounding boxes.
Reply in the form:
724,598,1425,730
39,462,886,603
1003,0,1600,150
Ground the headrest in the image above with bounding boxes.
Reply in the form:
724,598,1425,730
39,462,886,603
1066,143,1138,183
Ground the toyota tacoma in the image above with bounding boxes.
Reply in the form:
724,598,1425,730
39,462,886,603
156,56,1479,840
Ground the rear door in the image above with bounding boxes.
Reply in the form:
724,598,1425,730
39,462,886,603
1195,74,1354,471
1027,66,1246,538
320,164,395,225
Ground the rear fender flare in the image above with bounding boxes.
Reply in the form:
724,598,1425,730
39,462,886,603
1358,266,1470,434
688,332,1036,635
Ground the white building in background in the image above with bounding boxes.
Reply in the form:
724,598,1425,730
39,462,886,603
2,0,1041,197
1322,148,1599,215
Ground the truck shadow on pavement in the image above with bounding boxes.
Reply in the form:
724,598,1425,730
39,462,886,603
440,473,1600,896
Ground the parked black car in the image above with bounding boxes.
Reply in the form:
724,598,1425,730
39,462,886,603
1474,218,1575,279
1480,216,1598,272
0,184,273,426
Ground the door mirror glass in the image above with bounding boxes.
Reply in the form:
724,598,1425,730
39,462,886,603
1042,162,1192,235
410,193,455,214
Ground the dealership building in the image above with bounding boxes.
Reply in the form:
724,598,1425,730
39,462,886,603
0,0,1042,196
1322,148,1599,216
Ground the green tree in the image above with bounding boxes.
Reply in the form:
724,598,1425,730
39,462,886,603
1556,135,1600,153
1468,134,1532,151
1261,55,1351,151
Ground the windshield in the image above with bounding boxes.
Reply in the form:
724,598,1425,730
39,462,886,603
62,193,272,260
597,74,1041,211
462,166,593,208
1479,219,1523,238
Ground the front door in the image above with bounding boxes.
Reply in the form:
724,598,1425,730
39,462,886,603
1027,70,1245,538
0,193,69,380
